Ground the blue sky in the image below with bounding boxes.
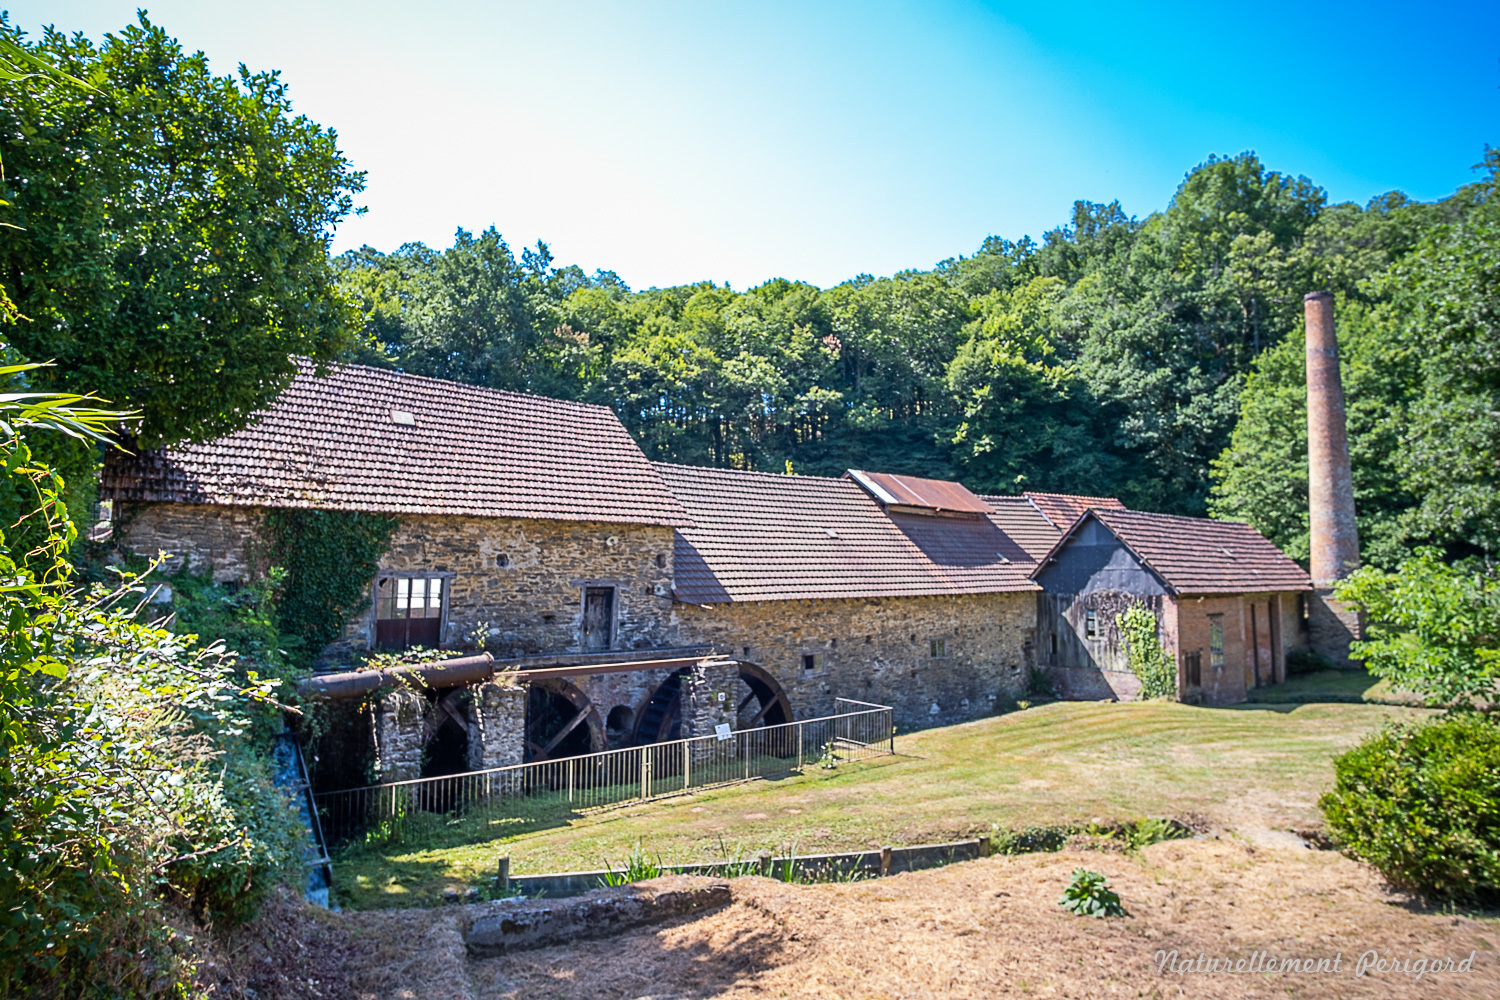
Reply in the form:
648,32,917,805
14,1,1499,289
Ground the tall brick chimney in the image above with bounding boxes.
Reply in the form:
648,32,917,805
1305,291,1359,585
1304,291,1362,664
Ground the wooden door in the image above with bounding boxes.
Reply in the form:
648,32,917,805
582,587,614,651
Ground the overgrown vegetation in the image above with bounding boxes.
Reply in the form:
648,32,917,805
599,844,666,886
0,366,303,998
991,817,1190,856
1116,604,1176,700
263,508,398,667
1319,714,1500,903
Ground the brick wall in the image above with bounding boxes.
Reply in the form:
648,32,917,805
1172,595,1248,706
673,592,1033,731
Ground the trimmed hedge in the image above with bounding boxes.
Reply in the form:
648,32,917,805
1319,714,1500,902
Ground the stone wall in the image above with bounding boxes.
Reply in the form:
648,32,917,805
116,502,681,665
673,593,1033,731
373,678,526,782
118,502,263,583
360,516,678,661
373,685,427,781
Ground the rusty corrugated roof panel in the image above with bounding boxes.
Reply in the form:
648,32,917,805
656,463,1040,603
846,470,995,514
1035,508,1312,595
1023,491,1127,530
100,361,692,527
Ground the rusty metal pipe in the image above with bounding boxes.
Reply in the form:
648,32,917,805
299,652,495,702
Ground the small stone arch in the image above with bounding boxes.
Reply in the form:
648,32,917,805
524,678,604,762
605,705,634,749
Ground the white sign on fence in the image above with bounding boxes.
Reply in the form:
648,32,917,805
714,723,733,741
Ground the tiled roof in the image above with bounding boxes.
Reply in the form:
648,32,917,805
100,361,691,527
1046,509,1311,595
981,496,1064,560
1024,491,1127,530
655,463,1040,603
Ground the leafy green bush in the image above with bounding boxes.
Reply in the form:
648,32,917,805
1058,869,1127,917
1120,817,1189,851
1116,604,1176,699
1335,549,1500,706
1319,714,1500,902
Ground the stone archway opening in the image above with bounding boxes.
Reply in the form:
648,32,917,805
605,705,634,749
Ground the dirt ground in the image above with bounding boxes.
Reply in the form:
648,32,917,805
224,838,1500,1000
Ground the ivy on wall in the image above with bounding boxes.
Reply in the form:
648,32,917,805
263,509,398,665
1116,604,1176,700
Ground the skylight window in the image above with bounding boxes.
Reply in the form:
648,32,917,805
390,409,416,426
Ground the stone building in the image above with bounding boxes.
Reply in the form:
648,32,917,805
99,358,1327,784
1031,508,1311,705
660,465,1041,731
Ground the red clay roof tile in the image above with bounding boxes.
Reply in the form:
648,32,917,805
1023,491,1127,531
656,463,1040,603
100,361,691,527
1042,509,1311,595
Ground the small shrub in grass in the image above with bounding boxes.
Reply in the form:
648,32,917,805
1122,817,1190,851
1319,714,1500,902
991,824,1070,855
1058,869,1127,917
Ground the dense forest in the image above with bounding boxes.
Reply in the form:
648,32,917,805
332,153,1494,566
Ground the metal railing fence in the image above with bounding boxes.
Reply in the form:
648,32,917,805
314,698,893,847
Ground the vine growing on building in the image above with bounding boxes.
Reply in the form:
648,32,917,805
263,509,399,666
1116,604,1176,700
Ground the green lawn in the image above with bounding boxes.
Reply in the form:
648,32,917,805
331,698,1423,910
1246,669,1420,705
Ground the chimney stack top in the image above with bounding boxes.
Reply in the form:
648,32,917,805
1303,290,1333,302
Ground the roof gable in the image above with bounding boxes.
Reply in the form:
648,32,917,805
1033,509,1311,595
101,361,691,527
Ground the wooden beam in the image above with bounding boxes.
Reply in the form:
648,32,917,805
536,706,591,759
745,696,776,729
